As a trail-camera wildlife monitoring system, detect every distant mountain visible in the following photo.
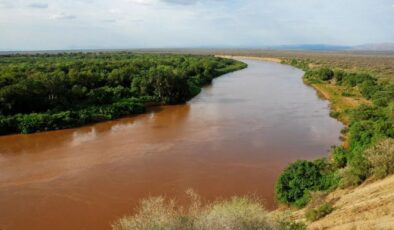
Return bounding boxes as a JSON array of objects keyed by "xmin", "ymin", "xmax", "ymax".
[
  {"xmin": 352, "ymin": 43, "xmax": 394, "ymax": 51},
  {"xmin": 268, "ymin": 43, "xmax": 394, "ymax": 51},
  {"xmin": 272, "ymin": 44, "xmax": 352, "ymax": 51}
]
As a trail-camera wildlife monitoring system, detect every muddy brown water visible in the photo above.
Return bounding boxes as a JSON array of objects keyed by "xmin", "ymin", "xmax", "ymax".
[{"xmin": 0, "ymin": 59, "xmax": 342, "ymax": 230}]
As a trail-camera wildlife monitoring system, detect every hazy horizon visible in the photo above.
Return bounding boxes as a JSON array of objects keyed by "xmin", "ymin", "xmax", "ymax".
[{"xmin": 1, "ymin": 0, "xmax": 393, "ymax": 51}]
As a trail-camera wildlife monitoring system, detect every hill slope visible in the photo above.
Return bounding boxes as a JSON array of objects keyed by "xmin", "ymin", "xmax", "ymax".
[{"xmin": 284, "ymin": 175, "xmax": 394, "ymax": 229}]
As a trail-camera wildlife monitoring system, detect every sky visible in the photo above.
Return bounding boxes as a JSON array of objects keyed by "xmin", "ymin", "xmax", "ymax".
[{"xmin": 0, "ymin": 0, "xmax": 393, "ymax": 51}]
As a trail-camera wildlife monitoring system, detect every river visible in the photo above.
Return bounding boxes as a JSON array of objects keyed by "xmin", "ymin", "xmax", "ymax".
[{"xmin": 0, "ymin": 59, "xmax": 343, "ymax": 230}]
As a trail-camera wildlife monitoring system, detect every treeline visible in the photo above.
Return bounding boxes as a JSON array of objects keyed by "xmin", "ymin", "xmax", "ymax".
[
  {"xmin": 275, "ymin": 59, "xmax": 393, "ymax": 208},
  {"xmin": 0, "ymin": 53, "xmax": 246, "ymax": 134}
]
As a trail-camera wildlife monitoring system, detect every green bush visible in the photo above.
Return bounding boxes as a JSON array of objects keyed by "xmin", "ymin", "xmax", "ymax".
[
  {"xmin": 333, "ymin": 70, "xmax": 345, "ymax": 84},
  {"xmin": 331, "ymin": 146, "xmax": 347, "ymax": 168},
  {"xmin": 329, "ymin": 111, "xmax": 340, "ymax": 119},
  {"xmin": 339, "ymin": 152, "xmax": 371, "ymax": 187},
  {"xmin": 305, "ymin": 203, "xmax": 333, "ymax": 222},
  {"xmin": 275, "ymin": 160, "xmax": 338, "ymax": 207},
  {"xmin": 318, "ymin": 68, "xmax": 334, "ymax": 81}
]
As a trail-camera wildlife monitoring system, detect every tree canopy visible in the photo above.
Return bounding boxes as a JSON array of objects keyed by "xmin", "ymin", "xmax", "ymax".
[{"xmin": 0, "ymin": 52, "xmax": 246, "ymax": 134}]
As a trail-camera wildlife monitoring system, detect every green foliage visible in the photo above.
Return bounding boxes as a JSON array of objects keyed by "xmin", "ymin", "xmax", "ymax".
[
  {"xmin": 0, "ymin": 98, "xmax": 146, "ymax": 134},
  {"xmin": 340, "ymin": 138, "xmax": 394, "ymax": 187},
  {"xmin": 329, "ymin": 111, "xmax": 340, "ymax": 118},
  {"xmin": 339, "ymin": 152, "xmax": 371, "ymax": 187},
  {"xmin": 333, "ymin": 70, "xmax": 346, "ymax": 84},
  {"xmin": 275, "ymin": 160, "xmax": 338, "ymax": 207},
  {"xmin": 286, "ymin": 58, "xmax": 394, "ymax": 190},
  {"xmin": 0, "ymin": 53, "xmax": 245, "ymax": 134},
  {"xmin": 305, "ymin": 203, "xmax": 333, "ymax": 222},
  {"xmin": 318, "ymin": 68, "xmax": 334, "ymax": 81},
  {"xmin": 303, "ymin": 68, "xmax": 334, "ymax": 82},
  {"xmin": 289, "ymin": 59, "xmax": 309, "ymax": 71},
  {"xmin": 331, "ymin": 146, "xmax": 347, "ymax": 168}
]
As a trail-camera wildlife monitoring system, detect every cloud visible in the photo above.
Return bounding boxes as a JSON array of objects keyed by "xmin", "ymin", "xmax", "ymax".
[
  {"xmin": 51, "ymin": 12, "xmax": 77, "ymax": 20},
  {"xmin": 159, "ymin": 0, "xmax": 225, "ymax": 5},
  {"xmin": 0, "ymin": 0, "xmax": 393, "ymax": 50},
  {"xmin": 161, "ymin": 0, "xmax": 198, "ymax": 5},
  {"xmin": 28, "ymin": 2, "xmax": 48, "ymax": 9},
  {"xmin": 102, "ymin": 19, "xmax": 117, "ymax": 23},
  {"xmin": 0, "ymin": 0, "xmax": 14, "ymax": 8}
]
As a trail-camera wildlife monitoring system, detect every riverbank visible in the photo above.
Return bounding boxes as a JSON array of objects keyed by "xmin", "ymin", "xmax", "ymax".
[
  {"xmin": 210, "ymin": 55, "xmax": 394, "ymax": 229},
  {"xmin": 274, "ymin": 56, "xmax": 393, "ymax": 228},
  {"xmin": 0, "ymin": 53, "xmax": 246, "ymax": 135}
]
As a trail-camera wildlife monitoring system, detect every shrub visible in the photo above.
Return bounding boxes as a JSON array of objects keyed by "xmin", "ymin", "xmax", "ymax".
[
  {"xmin": 0, "ymin": 115, "xmax": 17, "ymax": 134},
  {"xmin": 329, "ymin": 111, "xmax": 340, "ymax": 119},
  {"xmin": 112, "ymin": 194, "xmax": 277, "ymax": 230},
  {"xmin": 275, "ymin": 213, "xmax": 307, "ymax": 230},
  {"xmin": 276, "ymin": 159, "xmax": 339, "ymax": 207},
  {"xmin": 275, "ymin": 161, "xmax": 323, "ymax": 207},
  {"xmin": 340, "ymin": 138, "xmax": 394, "ymax": 188},
  {"xmin": 112, "ymin": 197, "xmax": 184, "ymax": 230},
  {"xmin": 348, "ymin": 120, "xmax": 378, "ymax": 154},
  {"xmin": 277, "ymin": 220, "xmax": 306, "ymax": 230},
  {"xmin": 305, "ymin": 203, "xmax": 333, "ymax": 222},
  {"xmin": 333, "ymin": 70, "xmax": 345, "ymax": 84},
  {"xmin": 339, "ymin": 152, "xmax": 371, "ymax": 187},
  {"xmin": 331, "ymin": 146, "xmax": 347, "ymax": 168},
  {"xmin": 16, "ymin": 113, "xmax": 50, "ymax": 133},
  {"xmin": 341, "ymin": 91, "xmax": 353, "ymax": 97},
  {"xmin": 364, "ymin": 139, "xmax": 394, "ymax": 179},
  {"xmin": 306, "ymin": 191, "xmax": 328, "ymax": 210},
  {"xmin": 318, "ymin": 68, "xmax": 334, "ymax": 81},
  {"xmin": 196, "ymin": 197, "xmax": 275, "ymax": 230}
]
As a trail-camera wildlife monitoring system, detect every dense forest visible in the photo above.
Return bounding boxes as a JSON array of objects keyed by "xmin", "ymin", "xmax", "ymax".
[
  {"xmin": 275, "ymin": 58, "xmax": 394, "ymax": 210},
  {"xmin": 0, "ymin": 53, "xmax": 246, "ymax": 134}
]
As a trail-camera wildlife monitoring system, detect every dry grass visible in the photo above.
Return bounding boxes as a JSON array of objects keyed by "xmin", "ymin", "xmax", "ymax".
[
  {"xmin": 275, "ymin": 174, "xmax": 394, "ymax": 229},
  {"xmin": 364, "ymin": 139, "xmax": 394, "ymax": 180},
  {"xmin": 112, "ymin": 191, "xmax": 278, "ymax": 230},
  {"xmin": 308, "ymin": 174, "xmax": 394, "ymax": 229},
  {"xmin": 307, "ymin": 82, "xmax": 370, "ymax": 125}
]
